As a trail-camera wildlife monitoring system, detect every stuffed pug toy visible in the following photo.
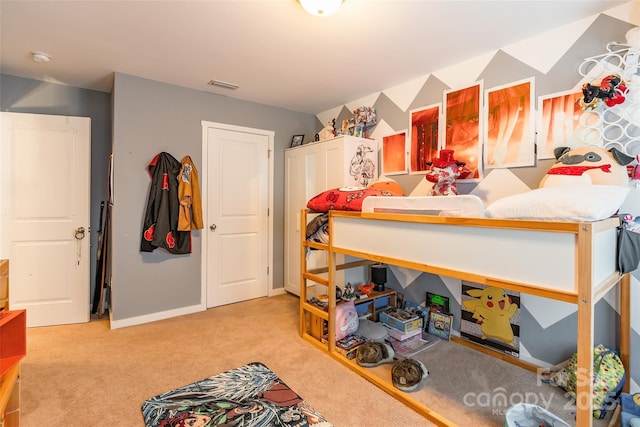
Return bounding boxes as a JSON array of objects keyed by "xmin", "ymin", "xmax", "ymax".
[{"xmin": 540, "ymin": 146, "xmax": 634, "ymax": 188}]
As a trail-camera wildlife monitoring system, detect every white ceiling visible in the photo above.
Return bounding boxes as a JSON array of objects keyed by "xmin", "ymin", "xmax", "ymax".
[{"xmin": 0, "ymin": 0, "xmax": 633, "ymax": 114}]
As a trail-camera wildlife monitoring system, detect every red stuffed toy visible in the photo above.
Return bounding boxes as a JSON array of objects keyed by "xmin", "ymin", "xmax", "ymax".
[{"xmin": 425, "ymin": 149, "xmax": 471, "ymax": 196}]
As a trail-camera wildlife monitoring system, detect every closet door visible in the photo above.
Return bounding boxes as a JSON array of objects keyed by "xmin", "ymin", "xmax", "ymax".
[
  {"xmin": 1, "ymin": 112, "xmax": 91, "ymax": 327},
  {"xmin": 203, "ymin": 124, "xmax": 271, "ymax": 308}
]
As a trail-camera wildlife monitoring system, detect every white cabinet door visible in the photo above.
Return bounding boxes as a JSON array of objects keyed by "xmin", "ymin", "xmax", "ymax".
[
  {"xmin": 284, "ymin": 147, "xmax": 304, "ymax": 295},
  {"xmin": 284, "ymin": 136, "xmax": 378, "ymax": 296}
]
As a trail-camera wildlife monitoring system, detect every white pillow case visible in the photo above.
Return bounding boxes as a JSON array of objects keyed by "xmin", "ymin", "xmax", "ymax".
[{"xmin": 485, "ymin": 185, "xmax": 630, "ymax": 222}]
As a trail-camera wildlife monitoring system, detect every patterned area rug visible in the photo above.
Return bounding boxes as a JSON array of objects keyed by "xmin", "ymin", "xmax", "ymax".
[{"xmin": 141, "ymin": 362, "xmax": 332, "ymax": 426}]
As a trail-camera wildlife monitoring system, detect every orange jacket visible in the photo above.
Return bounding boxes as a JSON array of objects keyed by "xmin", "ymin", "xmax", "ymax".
[{"xmin": 177, "ymin": 156, "xmax": 204, "ymax": 230}]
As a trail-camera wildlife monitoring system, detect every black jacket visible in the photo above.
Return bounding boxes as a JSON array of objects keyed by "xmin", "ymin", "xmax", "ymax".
[{"xmin": 140, "ymin": 152, "xmax": 191, "ymax": 254}]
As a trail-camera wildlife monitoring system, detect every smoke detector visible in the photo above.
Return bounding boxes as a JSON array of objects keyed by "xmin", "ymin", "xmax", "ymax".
[{"xmin": 31, "ymin": 51, "xmax": 52, "ymax": 63}]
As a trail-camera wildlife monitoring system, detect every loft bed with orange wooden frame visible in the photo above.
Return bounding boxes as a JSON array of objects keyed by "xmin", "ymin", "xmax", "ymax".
[{"xmin": 298, "ymin": 196, "xmax": 632, "ymax": 427}]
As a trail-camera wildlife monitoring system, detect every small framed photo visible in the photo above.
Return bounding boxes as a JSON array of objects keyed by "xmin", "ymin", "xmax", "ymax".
[
  {"xmin": 291, "ymin": 135, "xmax": 304, "ymax": 147},
  {"xmin": 426, "ymin": 292, "xmax": 450, "ymax": 314},
  {"xmin": 427, "ymin": 311, "xmax": 453, "ymax": 341}
]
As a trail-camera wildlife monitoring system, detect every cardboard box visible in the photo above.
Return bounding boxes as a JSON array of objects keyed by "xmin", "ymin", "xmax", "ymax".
[
  {"xmin": 379, "ymin": 308, "xmax": 422, "ymax": 333},
  {"xmin": 383, "ymin": 324, "xmax": 422, "ymax": 341}
]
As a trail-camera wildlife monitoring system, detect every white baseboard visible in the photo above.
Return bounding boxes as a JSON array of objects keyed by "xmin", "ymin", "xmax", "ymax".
[
  {"xmin": 109, "ymin": 290, "xmax": 289, "ymax": 329},
  {"xmin": 109, "ymin": 303, "xmax": 205, "ymax": 329},
  {"xmin": 270, "ymin": 287, "xmax": 287, "ymax": 296}
]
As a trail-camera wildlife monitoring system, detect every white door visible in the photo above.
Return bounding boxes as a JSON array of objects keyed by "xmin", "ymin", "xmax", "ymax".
[
  {"xmin": 0, "ymin": 112, "xmax": 90, "ymax": 327},
  {"xmin": 202, "ymin": 123, "xmax": 272, "ymax": 307}
]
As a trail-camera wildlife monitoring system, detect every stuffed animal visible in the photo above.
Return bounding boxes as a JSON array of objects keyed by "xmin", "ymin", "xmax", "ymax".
[
  {"xmin": 540, "ymin": 146, "xmax": 634, "ymax": 188},
  {"xmin": 425, "ymin": 149, "xmax": 471, "ymax": 196},
  {"xmin": 335, "ymin": 300, "xmax": 358, "ymax": 340},
  {"xmin": 621, "ymin": 392, "xmax": 640, "ymax": 427},
  {"xmin": 318, "ymin": 118, "xmax": 336, "ymax": 140},
  {"xmin": 581, "ymin": 74, "xmax": 628, "ymax": 110}
]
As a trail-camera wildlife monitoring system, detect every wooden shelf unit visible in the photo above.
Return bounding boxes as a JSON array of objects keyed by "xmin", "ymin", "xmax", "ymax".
[
  {"xmin": 0, "ymin": 260, "xmax": 8, "ymax": 312},
  {"xmin": 298, "ymin": 209, "xmax": 631, "ymax": 427},
  {"xmin": 299, "ymin": 209, "xmax": 384, "ymax": 351}
]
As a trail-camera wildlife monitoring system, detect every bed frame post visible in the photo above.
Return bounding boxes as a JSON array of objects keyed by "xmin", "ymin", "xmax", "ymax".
[
  {"xmin": 621, "ymin": 272, "xmax": 631, "ymax": 394},
  {"xmin": 327, "ymin": 213, "xmax": 336, "ymax": 354},
  {"xmin": 576, "ymin": 223, "xmax": 595, "ymax": 427},
  {"xmin": 299, "ymin": 209, "xmax": 307, "ymax": 338}
]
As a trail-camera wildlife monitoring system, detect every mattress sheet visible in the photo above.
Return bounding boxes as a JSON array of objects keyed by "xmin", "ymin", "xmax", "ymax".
[{"xmin": 361, "ymin": 195, "xmax": 485, "ymax": 217}]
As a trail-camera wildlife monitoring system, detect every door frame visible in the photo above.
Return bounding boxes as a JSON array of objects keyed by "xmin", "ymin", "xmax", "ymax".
[{"xmin": 200, "ymin": 121, "xmax": 274, "ymax": 307}]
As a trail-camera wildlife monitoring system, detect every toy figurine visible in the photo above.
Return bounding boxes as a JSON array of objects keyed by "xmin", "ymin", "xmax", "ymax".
[
  {"xmin": 581, "ymin": 74, "xmax": 628, "ymax": 110},
  {"xmin": 424, "ymin": 149, "xmax": 470, "ymax": 196},
  {"xmin": 318, "ymin": 118, "xmax": 336, "ymax": 140},
  {"xmin": 358, "ymin": 283, "xmax": 374, "ymax": 297},
  {"xmin": 342, "ymin": 283, "xmax": 356, "ymax": 301}
]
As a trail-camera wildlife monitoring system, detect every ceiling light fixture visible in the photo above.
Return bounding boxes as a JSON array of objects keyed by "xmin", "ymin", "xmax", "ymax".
[
  {"xmin": 31, "ymin": 51, "xmax": 52, "ymax": 63},
  {"xmin": 207, "ymin": 79, "xmax": 239, "ymax": 90},
  {"xmin": 298, "ymin": 0, "xmax": 344, "ymax": 17}
]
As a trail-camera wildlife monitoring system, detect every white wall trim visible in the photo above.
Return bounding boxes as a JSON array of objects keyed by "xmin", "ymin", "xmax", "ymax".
[
  {"xmin": 109, "ymin": 304, "xmax": 203, "ymax": 329},
  {"xmin": 270, "ymin": 287, "xmax": 286, "ymax": 297}
]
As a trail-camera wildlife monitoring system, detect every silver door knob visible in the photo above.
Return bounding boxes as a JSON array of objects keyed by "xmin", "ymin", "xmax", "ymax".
[{"xmin": 210, "ymin": 224, "xmax": 217, "ymax": 231}]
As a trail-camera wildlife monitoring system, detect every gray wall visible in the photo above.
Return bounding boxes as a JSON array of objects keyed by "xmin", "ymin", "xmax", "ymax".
[
  {"xmin": 111, "ymin": 73, "xmax": 316, "ymax": 321},
  {"xmin": 1, "ymin": 72, "xmax": 316, "ymax": 323},
  {"xmin": 0, "ymin": 74, "xmax": 112, "ymax": 305}
]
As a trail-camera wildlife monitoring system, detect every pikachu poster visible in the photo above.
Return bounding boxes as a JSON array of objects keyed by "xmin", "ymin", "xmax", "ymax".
[{"xmin": 460, "ymin": 281, "xmax": 520, "ymax": 358}]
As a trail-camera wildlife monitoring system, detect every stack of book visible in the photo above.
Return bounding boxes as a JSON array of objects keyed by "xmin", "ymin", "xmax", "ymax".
[{"xmin": 379, "ymin": 308, "xmax": 436, "ymax": 358}]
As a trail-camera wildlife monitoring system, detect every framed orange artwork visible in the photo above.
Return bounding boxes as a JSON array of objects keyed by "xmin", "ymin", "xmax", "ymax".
[
  {"xmin": 409, "ymin": 103, "xmax": 441, "ymax": 174},
  {"xmin": 381, "ymin": 130, "xmax": 408, "ymax": 175},
  {"xmin": 484, "ymin": 78, "xmax": 535, "ymax": 168},
  {"xmin": 444, "ymin": 82, "xmax": 483, "ymax": 181},
  {"xmin": 537, "ymin": 89, "xmax": 584, "ymax": 159}
]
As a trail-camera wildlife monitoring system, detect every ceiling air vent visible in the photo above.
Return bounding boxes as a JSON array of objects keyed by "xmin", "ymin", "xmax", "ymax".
[{"xmin": 207, "ymin": 79, "xmax": 239, "ymax": 90}]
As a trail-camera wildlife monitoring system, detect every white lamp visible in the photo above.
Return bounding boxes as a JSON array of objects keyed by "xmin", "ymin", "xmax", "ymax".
[{"xmin": 299, "ymin": 0, "xmax": 343, "ymax": 17}]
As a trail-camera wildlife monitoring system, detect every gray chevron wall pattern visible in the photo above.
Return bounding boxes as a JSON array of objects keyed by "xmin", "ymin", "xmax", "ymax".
[{"xmin": 313, "ymin": 3, "xmax": 640, "ymax": 392}]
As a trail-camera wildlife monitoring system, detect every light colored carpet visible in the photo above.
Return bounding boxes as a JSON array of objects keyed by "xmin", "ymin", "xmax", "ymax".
[
  {"xmin": 19, "ymin": 293, "xmax": 611, "ymax": 426},
  {"xmin": 19, "ymin": 293, "xmax": 433, "ymax": 426}
]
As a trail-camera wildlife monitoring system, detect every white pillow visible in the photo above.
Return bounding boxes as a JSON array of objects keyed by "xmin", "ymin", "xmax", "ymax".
[{"xmin": 485, "ymin": 185, "xmax": 630, "ymax": 222}]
